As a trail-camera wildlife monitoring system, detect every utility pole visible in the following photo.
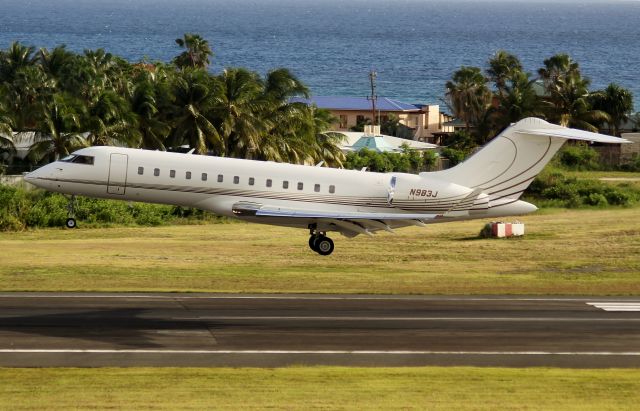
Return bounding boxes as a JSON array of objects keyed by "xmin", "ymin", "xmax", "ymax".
[{"xmin": 367, "ymin": 70, "xmax": 378, "ymax": 126}]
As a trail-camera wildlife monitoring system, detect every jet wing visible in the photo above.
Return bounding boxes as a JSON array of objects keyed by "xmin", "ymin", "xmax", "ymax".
[{"xmin": 231, "ymin": 201, "xmax": 441, "ymax": 236}]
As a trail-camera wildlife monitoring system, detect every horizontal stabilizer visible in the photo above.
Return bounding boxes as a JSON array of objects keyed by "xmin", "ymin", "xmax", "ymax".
[{"xmin": 514, "ymin": 128, "xmax": 630, "ymax": 144}]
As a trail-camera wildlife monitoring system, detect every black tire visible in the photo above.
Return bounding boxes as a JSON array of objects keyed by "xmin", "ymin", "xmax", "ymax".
[
  {"xmin": 315, "ymin": 237, "xmax": 334, "ymax": 256},
  {"xmin": 308, "ymin": 236, "xmax": 319, "ymax": 252},
  {"xmin": 65, "ymin": 218, "xmax": 77, "ymax": 229}
]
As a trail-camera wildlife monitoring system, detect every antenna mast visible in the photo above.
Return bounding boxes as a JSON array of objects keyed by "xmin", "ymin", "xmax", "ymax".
[{"xmin": 367, "ymin": 70, "xmax": 378, "ymax": 126}]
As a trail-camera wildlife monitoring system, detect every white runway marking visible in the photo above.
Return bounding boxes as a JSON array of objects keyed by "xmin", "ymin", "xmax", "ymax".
[
  {"xmin": 1, "ymin": 349, "xmax": 640, "ymax": 356},
  {"xmin": 588, "ymin": 303, "xmax": 640, "ymax": 312}
]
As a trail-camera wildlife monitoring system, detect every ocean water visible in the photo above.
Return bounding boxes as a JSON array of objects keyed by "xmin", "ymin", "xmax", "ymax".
[{"xmin": 1, "ymin": 0, "xmax": 639, "ymax": 109}]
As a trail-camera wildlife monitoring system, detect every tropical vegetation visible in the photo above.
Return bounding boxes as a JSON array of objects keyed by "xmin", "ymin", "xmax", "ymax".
[
  {"xmin": 343, "ymin": 146, "xmax": 438, "ymax": 173},
  {"xmin": 444, "ymin": 50, "xmax": 634, "ymax": 147},
  {"xmin": 0, "ymin": 35, "xmax": 344, "ymax": 173},
  {"xmin": 0, "ymin": 183, "xmax": 221, "ymax": 231}
]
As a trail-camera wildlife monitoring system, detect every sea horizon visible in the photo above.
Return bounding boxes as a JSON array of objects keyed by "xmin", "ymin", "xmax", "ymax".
[{"xmin": 1, "ymin": 0, "xmax": 639, "ymax": 109}]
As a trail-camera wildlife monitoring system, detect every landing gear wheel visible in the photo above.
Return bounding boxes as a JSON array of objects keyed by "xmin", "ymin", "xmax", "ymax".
[
  {"xmin": 315, "ymin": 236, "xmax": 334, "ymax": 256},
  {"xmin": 309, "ymin": 236, "xmax": 320, "ymax": 252},
  {"xmin": 307, "ymin": 224, "xmax": 334, "ymax": 255},
  {"xmin": 65, "ymin": 195, "xmax": 78, "ymax": 229},
  {"xmin": 65, "ymin": 218, "xmax": 77, "ymax": 229}
]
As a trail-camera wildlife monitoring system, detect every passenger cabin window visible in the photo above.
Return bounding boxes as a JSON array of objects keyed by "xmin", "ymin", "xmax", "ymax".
[
  {"xmin": 266, "ymin": 179, "xmax": 272, "ymax": 187},
  {"xmin": 154, "ymin": 168, "xmax": 160, "ymax": 177},
  {"xmin": 233, "ymin": 176, "xmax": 240, "ymax": 184},
  {"xmin": 217, "ymin": 174, "xmax": 223, "ymax": 183},
  {"xmin": 60, "ymin": 155, "xmax": 94, "ymax": 165},
  {"xmin": 248, "ymin": 177, "xmax": 255, "ymax": 186},
  {"xmin": 329, "ymin": 185, "xmax": 335, "ymax": 194},
  {"xmin": 297, "ymin": 182, "xmax": 303, "ymax": 190},
  {"xmin": 170, "ymin": 170, "xmax": 176, "ymax": 178},
  {"xmin": 283, "ymin": 181, "xmax": 289, "ymax": 189},
  {"xmin": 201, "ymin": 173, "xmax": 208, "ymax": 181},
  {"xmin": 314, "ymin": 184, "xmax": 320, "ymax": 192},
  {"xmin": 138, "ymin": 166, "xmax": 144, "ymax": 175},
  {"xmin": 185, "ymin": 171, "xmax": 191, "ymax": 179}
]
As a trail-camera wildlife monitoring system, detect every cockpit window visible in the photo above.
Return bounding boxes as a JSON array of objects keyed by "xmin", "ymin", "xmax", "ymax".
[{"xmin": 60, "ymin": 155, "xmax": 94, "ymax": 165}]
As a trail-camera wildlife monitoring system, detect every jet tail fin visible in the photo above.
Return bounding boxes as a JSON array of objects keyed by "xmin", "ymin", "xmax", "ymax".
[{"xmin": 425, "ymin": 118, "xmax": 629, "ymax": 202}]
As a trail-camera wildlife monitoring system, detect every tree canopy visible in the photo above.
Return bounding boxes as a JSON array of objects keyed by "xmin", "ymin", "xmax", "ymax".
[
  {"xmin": 444, "ymin": 50, "xmax": 633, "ymax": 144},
  {"xmin": 0, "ymin": 36, "xmax": 342, "ymax": 168}
]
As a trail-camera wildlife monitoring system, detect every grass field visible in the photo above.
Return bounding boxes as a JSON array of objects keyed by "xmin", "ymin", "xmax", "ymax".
[
  {"xmin": 0, "ymin": 207, "xmax": 639, "ymax": 294},
  {"xmin": 1, "ymin": 367, "xmax": 639, "ymax": 410}
]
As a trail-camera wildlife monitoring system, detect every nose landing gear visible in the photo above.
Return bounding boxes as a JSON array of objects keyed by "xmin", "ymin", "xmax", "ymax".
[
  {"xmin": 308, "ymin": 225, "xmax": 334, "ymax": 256},
  {"xmin": 65, "ymin": 195, "xmax": 77, "ymax": 229}
]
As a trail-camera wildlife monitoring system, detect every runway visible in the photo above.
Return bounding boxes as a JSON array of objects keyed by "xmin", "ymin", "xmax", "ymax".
[{"xmin": 1, "ymin": 293, "xmax": 640, "ymax": 367}]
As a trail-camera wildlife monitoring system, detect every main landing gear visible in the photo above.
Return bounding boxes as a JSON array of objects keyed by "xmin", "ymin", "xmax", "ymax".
[
  {"xmin": 308, "ymin": 225, "xmax": 334, "ymax": 256},
  {"xmin": 65, "ymin": 195, "xmax": 77, "ymax": 229}
]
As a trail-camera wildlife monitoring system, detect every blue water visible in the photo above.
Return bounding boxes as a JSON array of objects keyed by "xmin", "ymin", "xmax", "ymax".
[{"xmin": 1, "ymin": 0, "xmax": 639, "ymax": 109}]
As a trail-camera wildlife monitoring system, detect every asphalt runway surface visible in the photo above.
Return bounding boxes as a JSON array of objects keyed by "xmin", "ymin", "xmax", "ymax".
[{"xmin": 1, "ymin": 293, "xmax": 640, "ymax": 367}]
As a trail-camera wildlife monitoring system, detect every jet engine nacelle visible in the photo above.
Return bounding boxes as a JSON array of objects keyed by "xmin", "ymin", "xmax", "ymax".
[{"xmin": 387, "ymin": 173, "xmax": 472, "ymax": 207}]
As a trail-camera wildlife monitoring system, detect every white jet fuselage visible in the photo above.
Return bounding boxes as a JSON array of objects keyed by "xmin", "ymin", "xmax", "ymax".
[{"xmin": 25, "ymin": 145, "xmax": 533, "ymax": 231}]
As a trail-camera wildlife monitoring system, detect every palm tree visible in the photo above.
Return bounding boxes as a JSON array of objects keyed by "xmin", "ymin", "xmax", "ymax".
[
  {"xmin": 84, "ymin": 48, "xmax": 115, "ymax": 72},
  {"xmin": 130, "ymin": 76, "xmax": 171, "ymax": 150},
  {"xmin": 538, "ymin": 54, "xmax": 610, "ymax": 131},
  {"xmin": 255, "ymin": 69, "xmax": 316, "ymax": 162},
  {"xmin": 4, "ymin": 65, "xmax": 57, "ymax": 130},
  {"xmin": 308, "ymin": 108, "xmax": 345, "ymax": 167},
  {"xmin": 168, "ymin": 69, "xmax": 222, "ymax": 154},
  {"xmin": 0, "ymin": 100, "xmax": 15, "ymax": 155},
  {"xmin": 445, "ymin": 66, "xmax": 492, "ymax": 131},
  {"xmin": 495, "ymin": 71, "xmax": 544, "ymax": 127},
  {"xmin": 27, "ymin": 93, "xmax": 87, "ymax": 162},
  {"xmin": 263, "ymin": 68, "xmax": 309, "ymax": 101},
  {"xmin": 0, "ymin": 42, "xmax": 36, "ymax": 83},
  {"xmin": 589, "ymin": 83, "xmax": 634, "ymax": 136},
  {"xmin": 83, "ymin": 90, "xmax": 140, "ymax": 147},
  {"xmin": 37, "ymin": 45, "xmax": 75, "ymax": 81},
  {"xmin": 211, "ymin": 68, "xmax": 266, "ymax": 158},
  {"xmin": 173, "ymin": 34, "xmax": 213, "ymax": 70},
  {"xmin": 487, "ymin": 50, "xmax": 523, "ymax": 97},
  {"xmin": 538, "ymin": 54, "xmax": 581, "ymax": 91}
]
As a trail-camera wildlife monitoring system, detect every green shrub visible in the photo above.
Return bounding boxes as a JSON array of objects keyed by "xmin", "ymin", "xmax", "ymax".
[
  {"xmin": 604, "ymin": 188, "xmax": 631, "ymax": 205},
  {"xmin": 343, "ymin": 148, "xmax": 438, "ymax": 173},
  {"xmin": 526, "ymin": 170, "xmax": 639, "ymax": 208},
  {"xmin": 0, "ymin": 185, "xmax": 28, "ymax": 230},
  {"xmin": 557, "ymin": 144, "xmax": 600, "ymax": 170},
  {"xmin": 0, "ymin": 184, "xmax": 223, "ymax": 231},
  {"xmin": 440, "ymin": 148, "xmax": 467, "ymax": 167},
  {"xmin": 585, "ymin": 193, "xmax": 608, "ymax": 207},
  {"xmin": 422, "ymin": 150, "xmax": 438, "ymax": 170},
  {"xmin": 620, "ymin": 155, "xmax": 640, "ymax": 172}
]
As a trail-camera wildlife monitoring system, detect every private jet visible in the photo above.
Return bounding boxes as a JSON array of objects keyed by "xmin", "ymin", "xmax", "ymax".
[{"xmin": 25, "ymin": 118, "xmax": 628, "ymax": 255}]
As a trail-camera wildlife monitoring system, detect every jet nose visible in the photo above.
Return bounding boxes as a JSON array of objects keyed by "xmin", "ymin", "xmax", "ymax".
[
  {"xmin": 23, "ymin": 167, "xmax": 48, "ymax": 188},
  {"xmin": 24, "ymin": 170, "xmax": 36, "ymax": 181}
]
